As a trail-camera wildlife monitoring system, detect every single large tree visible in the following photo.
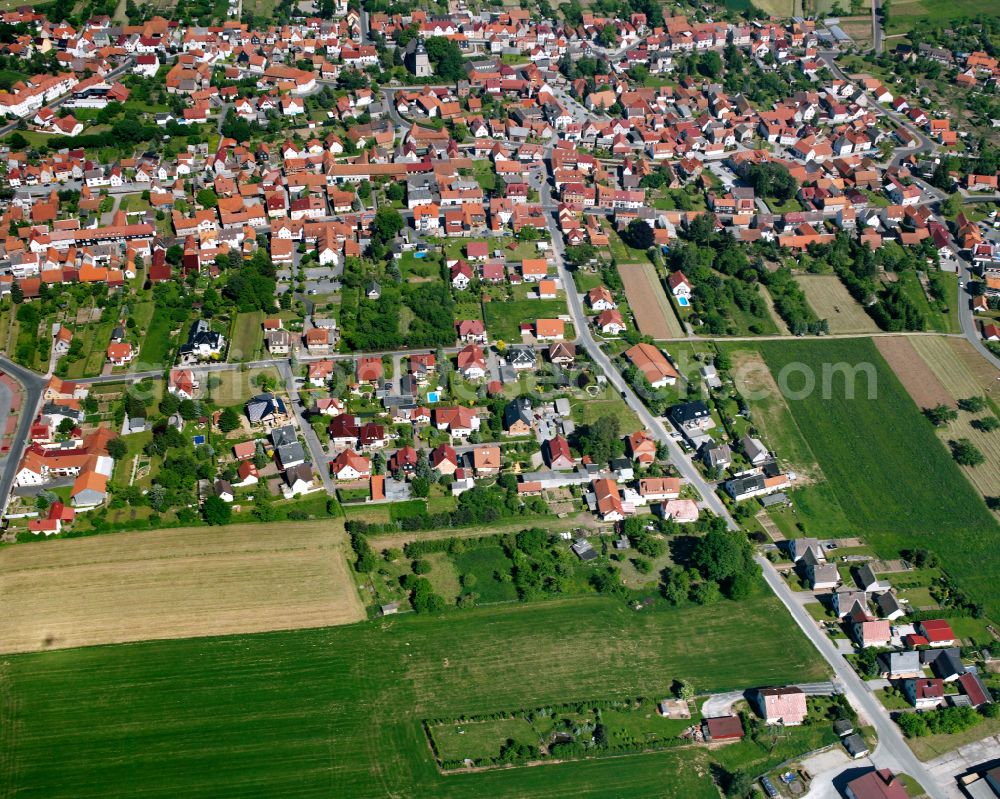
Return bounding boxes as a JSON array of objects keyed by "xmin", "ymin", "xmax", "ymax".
[
  {"xmin": 202, "ymin": 496, "xmax": 232, "ymax": 525},
  {"xmin": 623, "ymin": 219, "xmax": 654, "ymax": 250},
  {"xmin": 425, "ymin": 37, "xmax": 465, "ymax": 82}
]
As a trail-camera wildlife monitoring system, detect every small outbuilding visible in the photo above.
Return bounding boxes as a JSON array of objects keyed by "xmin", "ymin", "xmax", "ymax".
[{"xmin": 702, "ymin": 715, "xmax": 744, "ymax": 742}]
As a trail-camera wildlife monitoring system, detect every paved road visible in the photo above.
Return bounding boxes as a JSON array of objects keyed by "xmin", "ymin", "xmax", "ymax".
[
  {"xmin": 276, "ymin": 360, "xmax": 335, "ymax": 493},
  {"xmin": 536, "ymin": 125, "xmax": 948, "ymax": 794},
  {"xmin": 538, "ymin": 152, "xmax": 739, "ymax": 530},
  {"xmin": 758, "ymin": 556, "xmax": 945, "ymax": 799},
  {"xmin": 819, "ymin": 51, "xmax": 934, "ymax": 169},
  {"xmin": 701, "ymin": 690, "xmax": 746, "ymax": 718},
  {"xmin": 954, "ymin": 255, "xmax": 1000, "ymax": 371},
  {"xmin": 0, "ymin": 356, "xmax": 47, "ymax": 517},
  {"xmin": 872, "ymin": 0, "xmax": 884, "ymax": 55}
]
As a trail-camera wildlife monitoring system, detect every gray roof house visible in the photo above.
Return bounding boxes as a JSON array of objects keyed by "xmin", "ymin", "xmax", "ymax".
[
  {"xmin": 246, "ymin": 393, "xmax": 287, "ymax": 424},
  {"xmin": 924, "ymin": 648, "xmax": 965, "ymax": 682},
  {"xmin": 833, "ymin": 588, "xmax": 867, "ymax": 618},
  {"xmin": 842, "ymin": 733, "xmax": 869, "ymax": 759},
  {"xmin": 506, "ymin": 345, "xmax": 536, "ymax": 370},
  {"xmin": 724, "ymin": 474, "xmax": 767, "ymax": 501},
  {"xmin": 214, "ymin": 479, "xmax": 234, "ymax": 502},
  {"xmin": 855, "ymin": 563, "xmax": 885, "ymax": 592},
  {"xmin": 879, "ymin": 651, "xmax": 922, "ymax": 679},
  {"xmin": 808, "ymin": 562, "xmax": 840, "ymax": 590},
  {"xmin": 875, "ymin": 591, "xmax": 905, "ymax": 621},
  {"xmin": 572, "ymin": 538, "xmax": 598, "ymax": 561},
  {"xmin": 277, "ymin": 441, "xmax": 306, "ymax": 470},
  {"xmin": 283, "ymin": 463, "xmax": 314, "ymax": 497},
  {"xmin": 271, "ymin": 425, "xmax": 298, "ymax": 448},
  {"xmin": 741, "ymin": 435, "xmax": 770, "ymax": 465},
  {"xmin": 789, "ymin": 537, "xmax": 824, "ymax": 562},
  {"xmin": 701, "ymin": 442, "xmax": 732, "ymax": 470}
]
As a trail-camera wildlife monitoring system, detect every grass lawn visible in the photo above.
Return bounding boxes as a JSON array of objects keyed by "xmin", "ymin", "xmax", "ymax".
[
  {"xmin": 572, "ymin": 269, "xmax": 604, "ymax": 293},
  {"xmin": 768, "ymin": 482, "xmax": 859, "ymax": 540},
  {"xmin": 471, "ymin": 160, "xmax": 496, "ymax": 193},
  {"xmin": 884, "ymin": 0, "xmax": 1000, "ymax": 34},
  {"xmin": 571, "ymin": 397, "xmax": 641, "ymax": 431},
  {"xmin": 0, "ymin": 592, "xmax": 826, "ymax": 798},
  {"xmin": 727, "ymin": 284, "xmax": 780, "ymax": 336},
  {"xmin": 400, "ymin": 251, "xmax": 444, "ymax": 283},
  {"xmin": 484, "ymin": 298, "xmax": 567, "ymax": 341},
  {"xmin": 109, "ymin": 431, "xmax": 153, "ymax": 491},
  {"xmin": 210, "ymin": 367, "xmax": 281, "ymax": 406},
  {"xmin": 121, "ymin": 194, "xmax": 151, "ymax": 213},
  {"xmin": 725, "ymin": 346, "xmax": 824, "ymax": 480},
  {"xmin": 66, "ymin": 316, "xmax": 117, "ymax": 379},
  {"xmin": 130, "ymin": 300, "xmax": 155, "ymax": 331},
  {"xmin": 451, "ymin": 545, "xmax": 520, "ymax": 604},
  {"xmin": 229, "ymin": 310, "xmax": 265, "ymax": 362},
  {"xmin": 758, "ymin": 338, "xmax": 1000, "ymax": 619},
  {"xmin": 430, "ymin": 717, "xmax": 538, "ymax": 761},
  {"xmin": 893, "ymin": 271, "xmax": 958, "ymax": 334},
  {"xmin": 138, "ymin": 304, "xmax": 176, "ymax": 370},
  {"xmin": 804, "ymin": 602, "xmax": 835, "ymax": 621},
  {"xmin": 765, "ymin": 197, "xmax": 802, "ymax": 214},
  {"xmin": 908, "ymin": 716, "xmax": 1000, "ymax": 761},
  {"xmin": 605, "ymin": 224, "xmax": 651, "ymax": 264}
]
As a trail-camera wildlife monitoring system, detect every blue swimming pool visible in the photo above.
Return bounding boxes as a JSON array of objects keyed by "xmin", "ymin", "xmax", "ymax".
[
  {"xmin": 414, "ymin": 251, "xmax": 427, "ymax": 259},
  {"xmin": 193, "ymin": 435, "xmax": 206, "ymax": 446},
  {"xmin": 427, "ymin": 391, "xmax": 440, "ymax": 403},
  {"xmin": 677, "ymin": 296, "xmax": 690, "ymax": 307}
]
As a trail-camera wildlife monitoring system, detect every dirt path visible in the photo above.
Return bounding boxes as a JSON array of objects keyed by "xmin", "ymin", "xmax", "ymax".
[
  {"xmin": 756, "ymin": 510, "xmax": 785, "ymax": 543},
  {"xmin": 759, "ymin": 286, "xmax": 791, "ymax": 336}
]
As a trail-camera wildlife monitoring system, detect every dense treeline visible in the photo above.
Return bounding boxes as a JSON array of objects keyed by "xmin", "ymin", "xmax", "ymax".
[
  {"xmin": 806, "ymin": 234, "xmax": 930, "ymax": 331},
  {"xmin": 346, "ymin": 479, "xmax": 548, "ymax": 536},
  {"xmin": 668, "ymin": 215, "xmax": 822, "ymax": 335}
]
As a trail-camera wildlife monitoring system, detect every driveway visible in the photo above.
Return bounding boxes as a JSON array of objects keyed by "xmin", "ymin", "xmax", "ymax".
[
  {"xmin": 925, "ymin": 733, "xmax": 1000, "ymax": 799},
  {"xmin": 701, "ymin": 690, "xmax": 746, "ymax": 718}
]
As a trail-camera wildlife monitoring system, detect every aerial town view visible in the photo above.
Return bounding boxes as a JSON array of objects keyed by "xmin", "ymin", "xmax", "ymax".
[{"xmin": 1, "ymin": 0, "xmax": 1000, "ymax": 795}]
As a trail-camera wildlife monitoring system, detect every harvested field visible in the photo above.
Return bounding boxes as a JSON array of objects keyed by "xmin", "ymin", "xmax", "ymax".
[
  {"xmin": 909, "ymin": 337, "xmax": 1000, "ymax": 499},
  {"xmin": 0, "ymin": 520, "xmax": 364, "ymax": 654},
  {"xmin": 912, "ymin": 337, "xmax": 1000, "ymax": 398},
  {"xmin": 796, "ymin": 275, "xmax": 879, "ymax": 334},
  {"xmin": 875, "ymin": 337, "xmax": 952, "ymax": 410},
  {"xmin": 619, "ymin": 263, "xmax": 683, "ymax": 339},
  {"xmin": 838, "ymin": 16, "xmax": 875, "ymax": 46}
]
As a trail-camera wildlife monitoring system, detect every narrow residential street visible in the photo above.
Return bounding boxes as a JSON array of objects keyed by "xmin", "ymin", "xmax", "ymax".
[
  {"xmin": 539, "ymin": 153, "xmax": 740, "ymax": 530},
  {"xmin": 0, "ymin": 356, "xmax": 46, "ymax": 517},
  {"xmin": 758, "ymin": 557, "xmax": 946, "ymax": 799},
  {"xmin": 277, "ymin": 359, "xmax": 335, "ymax": 493}
]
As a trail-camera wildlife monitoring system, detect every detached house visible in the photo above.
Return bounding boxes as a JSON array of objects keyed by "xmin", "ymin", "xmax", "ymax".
[
  {"xmin": 755, "ymin": 687, "xmax": 807, "ymax": 726},
  {"xmin": 331, "ymin": 449, "xmax": 371, "ymax": 481}
]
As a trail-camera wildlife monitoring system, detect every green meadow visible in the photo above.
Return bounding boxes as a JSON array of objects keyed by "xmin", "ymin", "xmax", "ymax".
[{"xmin": 0, "ymin": 594, "xmax": 826, "ymax": 798}]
